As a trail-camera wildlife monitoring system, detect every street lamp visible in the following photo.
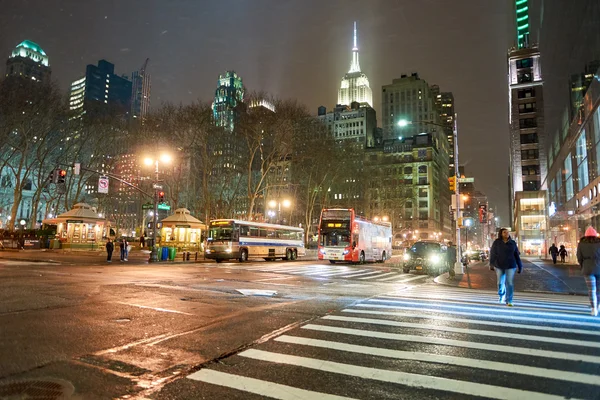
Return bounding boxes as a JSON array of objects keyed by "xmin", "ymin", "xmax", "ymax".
[
  {"xmin": 398, "ymin": 116, "xmax": 463, "ymax": 274},
  {"xmin": 267, "ymin": 199, "xmax": 291, "ymax": 224},
  {"xmin": 144, "ymin": 153, "xmax": 172, "ymax": 262},
  {"xmin": 464, "ymin": 218, "xmax": 473, "ymax": 251}
]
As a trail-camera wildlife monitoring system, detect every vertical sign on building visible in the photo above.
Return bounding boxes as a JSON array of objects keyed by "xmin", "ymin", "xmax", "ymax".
[
  {"xmin": 478, "ymin": 204, "xmax": 488, "ymax": 223},
  {"xmin": 98, "ymin": 176, "xmax": 109, "ymax": 194}
]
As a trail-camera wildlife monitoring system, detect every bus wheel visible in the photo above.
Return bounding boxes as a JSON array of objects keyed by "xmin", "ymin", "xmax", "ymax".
[
  {"xmin": 359, "ymin": 251, "xmax": 365, "ymax": 264},
  {"xmin": 239, "ymin": 249, "xmax": 248, "ymax": 262},
  {"xmin": 286, "ymin": 248, "xmax": 293, "ymax": 261},
  {"xmin": 378, "ymin": 251, "xmax": 386, "ymax": 263},
  {"xmin": 291, "ymin": 249, "xmax": 298, "ymax": 260}
]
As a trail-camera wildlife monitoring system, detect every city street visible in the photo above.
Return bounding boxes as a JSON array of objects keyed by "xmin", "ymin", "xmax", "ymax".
[{"xmin": 1, "ymin": 256, "xmax": 599, "ymax": 399}]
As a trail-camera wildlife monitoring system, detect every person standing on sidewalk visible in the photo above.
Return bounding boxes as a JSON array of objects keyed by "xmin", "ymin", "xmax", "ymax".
[
  {"xmin": 576, "ymin": 226, "xmax": 600, "ymax": 316},
  {"xmin": 489, "ymin": 228, "xmax": 523, "ymax": 307},
  {"xmin": 105, "ymin": 239, "xmax": 114, "ymax": 263},
  {"xmin": 119, "ymin": 238, "xmax": 128, "ymax": 262},
  {"xmin": 559, "ymin": 245, "xmax": 568, "ymax": 263},
  {"xmin": 549, "ymin": 243, "xmax": 559, "ymax": 264}
]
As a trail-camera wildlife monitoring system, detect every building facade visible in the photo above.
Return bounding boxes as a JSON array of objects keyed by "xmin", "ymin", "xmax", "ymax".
[
  {"xmin": 131, "ymin": 59, "xmax": 151, "ymax": 124},
  {"xmin": 507, "ymin": 0, "xmax": 547, "ymax": 255},
  {"xmin": 338, "ymin": 22, "xmax": 373, "ymax": 107},
  {"xmin": 432, "ymin": 87, "xmax": 456, "ymax": 175},
  {"xmin": 69, "ymin": 60, "xmax": 133, "ymax": 120},
  {"xmin": 317, "ymin": 102, "xmax": 378, "ymax": 148},
  {"xmin": 5, "ymin": 40, "xmax": 51, "ymax": 83},
  {"xmin": 212, "ymin": 70, "xmax": 244, "ymax": 131}
]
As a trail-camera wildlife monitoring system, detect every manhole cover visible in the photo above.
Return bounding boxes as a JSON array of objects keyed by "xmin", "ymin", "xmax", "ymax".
[{"xmin": 0, "ymin": 378, "xmax": 74, "ymax": 399}]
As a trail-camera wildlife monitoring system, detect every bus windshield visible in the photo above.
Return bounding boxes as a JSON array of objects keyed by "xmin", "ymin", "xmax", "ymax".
[
  {"xmin": 208, "ymin": 225, "xmax": 234, "ymax": 241},
  {"xmin": 320, "ymin": 229, "xmax": 351, "ymax": 247}
]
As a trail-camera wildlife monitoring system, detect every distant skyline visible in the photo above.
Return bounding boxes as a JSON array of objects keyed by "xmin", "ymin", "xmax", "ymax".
[{"xmin": 2, "ymin": 0, "xmax": 596, "ymax": 224}]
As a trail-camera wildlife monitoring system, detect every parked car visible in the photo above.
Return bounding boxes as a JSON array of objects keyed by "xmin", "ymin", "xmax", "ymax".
[{"xmin": 402, "ymin": 240, "xmax": 449, "ymax": 275}]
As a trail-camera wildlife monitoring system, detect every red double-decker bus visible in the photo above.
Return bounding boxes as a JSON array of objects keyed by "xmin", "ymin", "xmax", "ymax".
[{"xmin": 317, "ymin": 208, "xmax": 392, "ymax": 264}]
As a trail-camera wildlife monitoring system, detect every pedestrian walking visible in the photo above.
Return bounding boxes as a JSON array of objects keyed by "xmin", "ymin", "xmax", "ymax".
[
  {"xmin": 119, "ymin": 238, "xmax": 128, "ymax": 262},
  {"xmin": 559, "ymin": 245, "xmax": 568, "ymax": 263},
  {"xmin": 105, "ymin": 239, "xmax": 114, "ymax": 262},
  {"xmin": 549, "ymin": 243, "xmax": 559, "ymax": 264},
  {"xmin": 489, "ymin": 228, "xmax": 523, "ymax": 307},
  {"xmin": 140, "ymin": 235, "xmax": 146, "ymax": 248},
  {"xmin": 576, "ymin": 226, "xmax": 600, "ymax": 316}
]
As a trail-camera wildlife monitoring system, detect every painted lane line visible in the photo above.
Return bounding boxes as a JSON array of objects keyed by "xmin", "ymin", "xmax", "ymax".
[
  {"xmin": 304, "ymin": 268, "xmax": 351, "ymax": 276},
  {"xmin": 319, "ymin": 269, "xmax": 369, "ymax": 277},
  {"xmin": 341, "ymin": 308, "xmax": 600, "ymax": 337},
  {"xmin": 338, "ymin": 270, "xmax": 382, "ymax": 278},
  {"xmin": 188, "ymin": 369, "xmax": 356, "ymax": 400},
  {"xmin": 380, "ymin": 274, "xmax": 427, "ymax": 283},
  {"xmin": 116, "ymin": 302, "xmax": 193, "ymax": 316},
  {"xmin": 401, "ymin": 289, "xmax": 589, "ymax": 305},
  {"xmin": 322, "ymin": 315, "xmax": 600, "ymax": 349},
  {"xmin": 367, "ymin": 298, "xmax": 597, "ymax": 320},
  {"xmin": 239, "ymin": 349, "xmax": 581, "ymax": 400},
  {"xmin": 275, "ymin": 335, "xmax": 600, "ymax": 386},
  {"xmin": 302, "ymin": 324, "xmax": 600, "ymax": 364},
  {"xmin": 355, "ymin": 303, "xmax": 600, "ymax": 329},
  {"xmin": 358, "ymin": 272, "xmax": 397, "ymax": 280}
]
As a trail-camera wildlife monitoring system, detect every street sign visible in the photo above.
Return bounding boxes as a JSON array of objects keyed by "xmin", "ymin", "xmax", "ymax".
[
  {"xmin": 98, "ymin": 176, "xmax": 109, "ymax": 194},
  {"xmin": 158, "ymin": 204, "xmax": 171, "ymax": 211},
  {"xmin": 142, "ymin": 203, "xmax": 153, "ymax": 210},
  {"xmin": 458, "ymin": 177, "xmax": 474, "ymax": 183},
  {"xmin": 152, "ymin": 183, "xmax": 163, "ymax": 190}
]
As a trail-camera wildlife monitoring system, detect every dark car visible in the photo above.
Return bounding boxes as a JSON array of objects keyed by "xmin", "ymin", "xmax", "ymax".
[{"xmin": 402, "ymin": 240, "xmax": 449, "ymax": 275}]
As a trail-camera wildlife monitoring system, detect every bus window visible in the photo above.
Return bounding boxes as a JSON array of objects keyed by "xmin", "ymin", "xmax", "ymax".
[
  {"xmin": 249, "ymin": 227, "xmax": 259, "ymax": 237},
  {"xmin": 208, "ymin": 225, "xmax": 233, "ymax": 240},
  {"xmin": 239, "ymin": 225, "xmax": 250, "ymax": 236},
  {"xmin": 267, "ymin": 229, "xmax": 276, "ymax": 238},
  {"xmin": 259, "ymin": 229, "xmax": 268, "ymax": 237}
]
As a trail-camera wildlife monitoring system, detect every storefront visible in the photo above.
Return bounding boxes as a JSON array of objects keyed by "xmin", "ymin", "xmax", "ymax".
[
  {"xmin": 42, "ymin": 203, "xmax": 112, "ymax": 250},
  {"xmin": 159, "ymin": 208, "xmax": 206, "ymax": 251}
]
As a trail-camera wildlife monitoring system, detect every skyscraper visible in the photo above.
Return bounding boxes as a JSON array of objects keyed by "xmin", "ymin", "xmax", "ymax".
[
  {"xmin": 69, "ymin": 60, "xmax": 132, "ymax": 120},
  {"xmin": 432, "ymin": 86, "xmax": 456, "ymax": 175},
  {"xmin": 338, "ymin": 22, "xmax": 373, "ymax": 107},
  {"xmin": 212, "ymin": 70, "xmax": 244, "ymax": 131},
  {"xmin": 5, "ymin": 40, "xmax": 51, "ymax": 83},
  {"xmin": 131, "ymin": 58, "xmax": 151, "ymax": 124},
  {"xmin": 507, "ymin": 0, "xmax": 547, "ymax": 255}
]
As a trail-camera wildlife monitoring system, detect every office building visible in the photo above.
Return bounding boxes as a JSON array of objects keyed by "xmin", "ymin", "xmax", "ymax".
[
  {"xmin": 317, "ymin": 102, "xmax": 378, "ymax": 148},
  {"xmin": 131, "ymin": 59, "xmax": 151, "ymax": 124},
  {"xmin": 212, "ymin": 70, "xmax": 244, "ymax": 131},
  {"xmin": 432, "ymin": 87, "xmax": 456, "ymax": 175},
  {"xmin": 5, "ymin": 40, "xmax": 51, "ymax": 83},
  {"xmin": 569, "ymin": 60, "xmax": 600, "ymax": 122},
  {"xmin": 338, "ymin": 22, "xmax": 373, "ymax": 107},
  {"xmin": 69, "ymin": 60, "xmax": 132, "ymax": 120}
]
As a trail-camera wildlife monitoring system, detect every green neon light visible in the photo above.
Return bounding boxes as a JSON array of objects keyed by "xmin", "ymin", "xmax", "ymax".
[
  {"xmin": 518, "ymin": 34, "xmax": 524, "ymax": 39},
  {"xmin": 518, "ymin": 23, "xmax": 529, "ymax": 30},
  {"xmin": 517, "ymin": 15, "xmax": 528, "ymax": 22},
  {"xmin": 516, "ymin": 6, "xmax": 528, "ymax": 13},
  {"xmin": 515, "ymin": 0, "xmax": 527, "ymax": 5}
]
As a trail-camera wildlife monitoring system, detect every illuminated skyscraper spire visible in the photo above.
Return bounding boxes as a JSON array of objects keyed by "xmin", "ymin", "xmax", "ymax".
[
  {"xmin": 349, "ymin": 21, "xmax": 361, "ymax": 73},
  {"xmin": 515, "ymin": 0, "xmax": 530, "ymax": 48}
]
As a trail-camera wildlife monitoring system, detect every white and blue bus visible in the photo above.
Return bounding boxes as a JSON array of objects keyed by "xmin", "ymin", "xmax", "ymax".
[{"xmin": 204, "ymin": 219, "xmax": 305, "ymax": 263}]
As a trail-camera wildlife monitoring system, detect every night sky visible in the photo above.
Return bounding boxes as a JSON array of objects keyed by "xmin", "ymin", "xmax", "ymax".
[{"xmin": 3, "ymin": 0, "xmax": 592, "ymax": 225}]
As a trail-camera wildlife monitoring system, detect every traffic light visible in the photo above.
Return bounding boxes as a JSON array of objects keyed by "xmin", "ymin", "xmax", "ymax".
[
  {"xmin": 158, "ymin": 191, "xmax": 165, "ymax": 203},
  {"xmin": 48, "ymin": 170, "xmax": 55, "ymax": 184},
  {"xmin": 448, "ymin": 176, "xmax": 456, "ymax": 193},
  {"xmin": 57, "ymin": 169, "xmax": 66, "ymax": 184}
]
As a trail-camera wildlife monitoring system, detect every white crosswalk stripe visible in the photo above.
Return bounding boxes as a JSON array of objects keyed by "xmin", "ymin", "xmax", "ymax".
[{"xmin": 187, "ymin": 284, "xmax": 600, "ymax": 399}]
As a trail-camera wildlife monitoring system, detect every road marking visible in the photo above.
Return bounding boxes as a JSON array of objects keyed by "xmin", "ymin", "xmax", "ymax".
[
  {"xmin": 380, "ymin": 274, "xmax": 427, "ymax": 283},
  {"xmin": 239, "ymin": 349, "xmax": 580, "ymax": 400},
  {"xmin": 275, "ymin": 335, "xmax": 600, "ymax": 386},
  {"xmin": 301, "ymin": 324, "xmax": 600, "ymax": 364},
  {"xmin": 358, "ymin": 272, "xmax": 396, "ymax": 280},
  {"xmin": 116, "ymin": 302, "xmax": 193, "ymax": 315},
  {"xmin": 355, "ymin": 303, "xmax": 600, "ymax": 328},
  {"xmin": 304, "ymin": 268, "xmax": 350, "ymax": 276},
  {"xmin": 368, "ymin": 298, "xmax": 595, "ymax": 319},
  {"xmin": 188, "ymin": 369, "xmax": 356, "ymax": 400},
  {"xmin": 322, "ymin": 315, "xmax": 600, "ymax": 349},
  {"xmin": 341, "ymin": 308, "xmax": 600, "ymax": 337},
  {"xmin": 338, "ymin": 270, "xmax": 382, "ymax": 278},
  {"xmin": 319, "ymin": 269, "xmax": 368, "ymax": 277},
  {"xmin": 406, "ymin": 287, "xmax": 589, "ymax": 305}
]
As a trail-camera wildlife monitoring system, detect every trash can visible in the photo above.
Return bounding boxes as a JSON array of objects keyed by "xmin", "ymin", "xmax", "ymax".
[
  {"xmin": 168, "ymin": 247, "xmax": 176, "ymax": 261},
  {"xmin": 52, "ymin": 239, "xmax": 61, "ymax": 249},
  {"xmin": 161, "ymin": 246, "xmax": 169, "ymax": 261}
]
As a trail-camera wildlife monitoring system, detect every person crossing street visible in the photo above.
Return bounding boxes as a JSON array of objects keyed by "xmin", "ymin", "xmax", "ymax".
[
  {"xmin": 489, "ymin": 228, "xmax": 523, "ymax": 307},
  {"xmin": 576, "ymin": 226, "xmax": 600, "ymax": 316}
]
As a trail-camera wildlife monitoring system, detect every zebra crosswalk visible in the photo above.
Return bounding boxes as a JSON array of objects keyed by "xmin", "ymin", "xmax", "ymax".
[
  {"xmin": 222, "ymin": 261, "xmax": 429, "ymax": 284},
  {"xmin": 186, "ymin": 285, "xmax": 600, "ymax": 399}
]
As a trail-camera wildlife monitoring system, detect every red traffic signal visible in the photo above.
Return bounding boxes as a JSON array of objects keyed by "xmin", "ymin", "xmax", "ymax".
[{"xmin": 158, "ymin": 191, "xmax": 165, "ymax": 203}]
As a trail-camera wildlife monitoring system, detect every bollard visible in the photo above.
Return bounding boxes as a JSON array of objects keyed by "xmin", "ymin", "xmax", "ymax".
[
  {"xmin": 195, "ymin": 252, "xmax": 198, "ymax": 262},
  {"xmin": 186, "ymin": 252, "xmax": 190, "ymax": 261},
  {"xmin": 182, "ymin": 252, "xmax": 186, "ymax": 261}
]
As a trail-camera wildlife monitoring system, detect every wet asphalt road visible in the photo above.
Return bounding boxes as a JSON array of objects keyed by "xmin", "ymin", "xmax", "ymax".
[{"xmin": 1, "ymin": 258, "xmax": 599, "ymax": 399}]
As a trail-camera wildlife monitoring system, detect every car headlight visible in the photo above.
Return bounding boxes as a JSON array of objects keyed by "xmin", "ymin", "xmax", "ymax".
[
  {"xmin": 429, "ymin": 254, "xmax": 441, "ymax": 263},
  {"xmin": 225, "ymin": 248, "xmax": 232, "ymax": 253},
  {"xmin": 403, "ymin": 253, "xmax": 410, "ymax": 261},
  {"xmin": 205, "ymin": 249, "xmax": 211, "ymax": 254}
]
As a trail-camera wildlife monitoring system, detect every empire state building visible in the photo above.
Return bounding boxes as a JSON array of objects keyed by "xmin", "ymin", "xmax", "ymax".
[{"xmin": 338, "ymin": 22, "xmax": 373, "ymax": 107}]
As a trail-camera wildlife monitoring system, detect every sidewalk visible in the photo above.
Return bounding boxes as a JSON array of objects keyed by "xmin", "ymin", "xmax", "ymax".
[{"xmin": 435, "ymin": 257, "xmax": 588, "ymax": 296}]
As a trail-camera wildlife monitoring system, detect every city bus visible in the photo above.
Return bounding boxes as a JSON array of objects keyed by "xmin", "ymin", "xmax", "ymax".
[
  {"xmin": 204, "ymin": 219, "xmax": 305, "ymax": 263},
  {"xmin": 318, "ymin": 208, "xmax": 392, "ymax": 264}
]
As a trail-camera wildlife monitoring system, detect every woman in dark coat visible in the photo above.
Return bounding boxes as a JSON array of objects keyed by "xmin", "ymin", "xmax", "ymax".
[
  {"xmin": 576, "ymin": 226, "xmax": 600, "ymax": 316},
  {"xmin": 489, "ymin": 228, "xmax": 523, "ymax": 307}
]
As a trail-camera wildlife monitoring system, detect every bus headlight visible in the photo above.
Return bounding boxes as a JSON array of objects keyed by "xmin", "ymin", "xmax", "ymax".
[
  {"xmin": 403, "ymin": 253, "xmax": 410, "ymax": 261},
  {"xmin": 319, "ymin": 249, "xmax": 326, "ymax": 255},
  {"xmin": 342, "ymin": 250, "xmax": 350, "ymax": 255},
  {"xmin": 429, "ymin": 254, "xmax": 441, "ymax": 264}
]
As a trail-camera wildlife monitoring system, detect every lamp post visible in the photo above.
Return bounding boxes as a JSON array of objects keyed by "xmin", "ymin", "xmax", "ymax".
[
  {"xmin": 398, "ymin": 115, "xmax": 463, "ymax": 274},
  {"xmin": 268, "ymin": 199, "xmax": 291, "ymax": 225},
  {"xmin": 144, "ymin": 154, "xmax": 171, "ymax": 262}
]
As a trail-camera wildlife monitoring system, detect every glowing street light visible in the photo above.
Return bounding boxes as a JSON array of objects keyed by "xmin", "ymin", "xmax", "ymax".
[{"xmin": 144, "ymin": 153, "xmax": 172, "ymax": 262}]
